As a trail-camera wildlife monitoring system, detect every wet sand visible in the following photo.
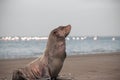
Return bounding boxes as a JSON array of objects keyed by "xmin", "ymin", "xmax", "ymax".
[{"xmin": 0, "ymin": 52, "xmax": 120, "ymax": 80}]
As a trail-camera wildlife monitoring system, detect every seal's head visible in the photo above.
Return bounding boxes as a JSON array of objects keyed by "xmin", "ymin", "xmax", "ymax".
[
  {"xmin": 52, "ymin": 25, "xmax": 71, "ymax": 38},
  {"xmin": 49, "ymin": 25, "xmax": 71, "ymax": 42}
]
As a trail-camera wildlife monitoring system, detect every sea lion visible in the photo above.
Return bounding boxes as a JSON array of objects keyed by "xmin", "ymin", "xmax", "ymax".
[{"xmin": 12, "ymin": 25, "xmax": 71, "ymax": 80}]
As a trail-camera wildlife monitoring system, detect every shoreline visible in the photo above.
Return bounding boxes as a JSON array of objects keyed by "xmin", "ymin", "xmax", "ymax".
[
  {"xmin": 0, "ymin": 52, "xmax": 120, "ymax": 80},
  {"xmin": 0, "ymin": 52, "xmax": 120, "ymax": 60}
]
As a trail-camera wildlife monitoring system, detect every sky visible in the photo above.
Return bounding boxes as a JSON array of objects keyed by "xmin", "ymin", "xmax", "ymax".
[{"xmin": 0, "ymin": 0, "xmax": 120, "ymax": 36}]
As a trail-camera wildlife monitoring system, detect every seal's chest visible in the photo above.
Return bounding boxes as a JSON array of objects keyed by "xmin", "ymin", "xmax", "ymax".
[
  {"xmin": 50, "ymin": 58, "xmax": 63, "ymax": 75},
  {"xmin": 51, "ymin": 58, "xmax": 63, "ymax": 68}
]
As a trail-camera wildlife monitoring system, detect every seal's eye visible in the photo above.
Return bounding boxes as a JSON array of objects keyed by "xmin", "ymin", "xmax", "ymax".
[
  {"xmin": 53, "ymin": 30, "xmax": 57, "ymax": 35},
  {"xmin": 53, "ymin": 30, "xmax": 59, "ymax": 36}
]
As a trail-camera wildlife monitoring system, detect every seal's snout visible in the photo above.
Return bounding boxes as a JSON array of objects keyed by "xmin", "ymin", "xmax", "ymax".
[
  {"xmin": 65, "ymin": 25, "xmax": 71, "ymax": 37},
  {"xmin": 66, "ymin": 25, "xmax": 71, "ymax": 31}
]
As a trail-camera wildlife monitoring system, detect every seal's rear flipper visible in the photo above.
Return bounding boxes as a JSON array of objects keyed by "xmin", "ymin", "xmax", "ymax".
[{"xmin": 12, "ymin": 70, "xmax": 27, "ymax": 80}]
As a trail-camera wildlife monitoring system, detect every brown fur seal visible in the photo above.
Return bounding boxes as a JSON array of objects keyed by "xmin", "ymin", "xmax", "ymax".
[{"xmin": 12, "ymin": 25, "xmax": 71, "ymax": 80}]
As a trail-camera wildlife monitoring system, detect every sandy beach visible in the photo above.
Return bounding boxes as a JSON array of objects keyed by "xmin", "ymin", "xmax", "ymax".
[{"xmin": 0, "ymin": 52, "xmax": 120, "ymax": 80}]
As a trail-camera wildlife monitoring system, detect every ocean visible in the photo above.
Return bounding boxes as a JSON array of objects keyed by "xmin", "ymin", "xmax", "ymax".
[{"xmin": 0, "ymin": 36, "xmax": 120, "ymax": 59}]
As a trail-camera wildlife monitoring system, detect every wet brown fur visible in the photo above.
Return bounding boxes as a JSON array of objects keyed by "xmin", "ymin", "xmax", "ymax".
[{"xmin": 12, "ymin": 25, "xmax": 71, "ymax": 80}]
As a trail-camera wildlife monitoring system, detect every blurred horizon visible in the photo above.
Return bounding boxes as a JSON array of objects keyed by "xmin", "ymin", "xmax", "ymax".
[
  {"xmin": 0, "ymin": 36, "xmax": 119, "ymax": 41},
  {"xmin": 0, "ymin": 36, "xmax": 120, "ymax": 59}
]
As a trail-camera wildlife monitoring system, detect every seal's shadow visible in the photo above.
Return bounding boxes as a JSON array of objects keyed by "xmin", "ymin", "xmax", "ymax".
[
  {"xmin": 57, "ymin": 77, "xmax": 74, "ymax": 80},
  {"xmin": 57, "ymin": 78, "xmax": 73, "ymax": 80}
]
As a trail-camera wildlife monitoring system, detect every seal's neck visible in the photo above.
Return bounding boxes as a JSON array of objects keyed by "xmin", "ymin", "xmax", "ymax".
[{"xmin": 44, "ymin": 37, "xmax": 66, "ymax": 57}]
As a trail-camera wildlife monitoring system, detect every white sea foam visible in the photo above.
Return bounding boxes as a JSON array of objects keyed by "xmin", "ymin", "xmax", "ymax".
[
  {"xmin": 93, "ymin": 36, "xmax": 98, "ymax": 40},
  {"xmin": 1, "ymin": 36, "xmax": 48, "ymax": 41},
  {"xmin": 112, "ymin": 37, "xmax": 115, "ymax": 41}
]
